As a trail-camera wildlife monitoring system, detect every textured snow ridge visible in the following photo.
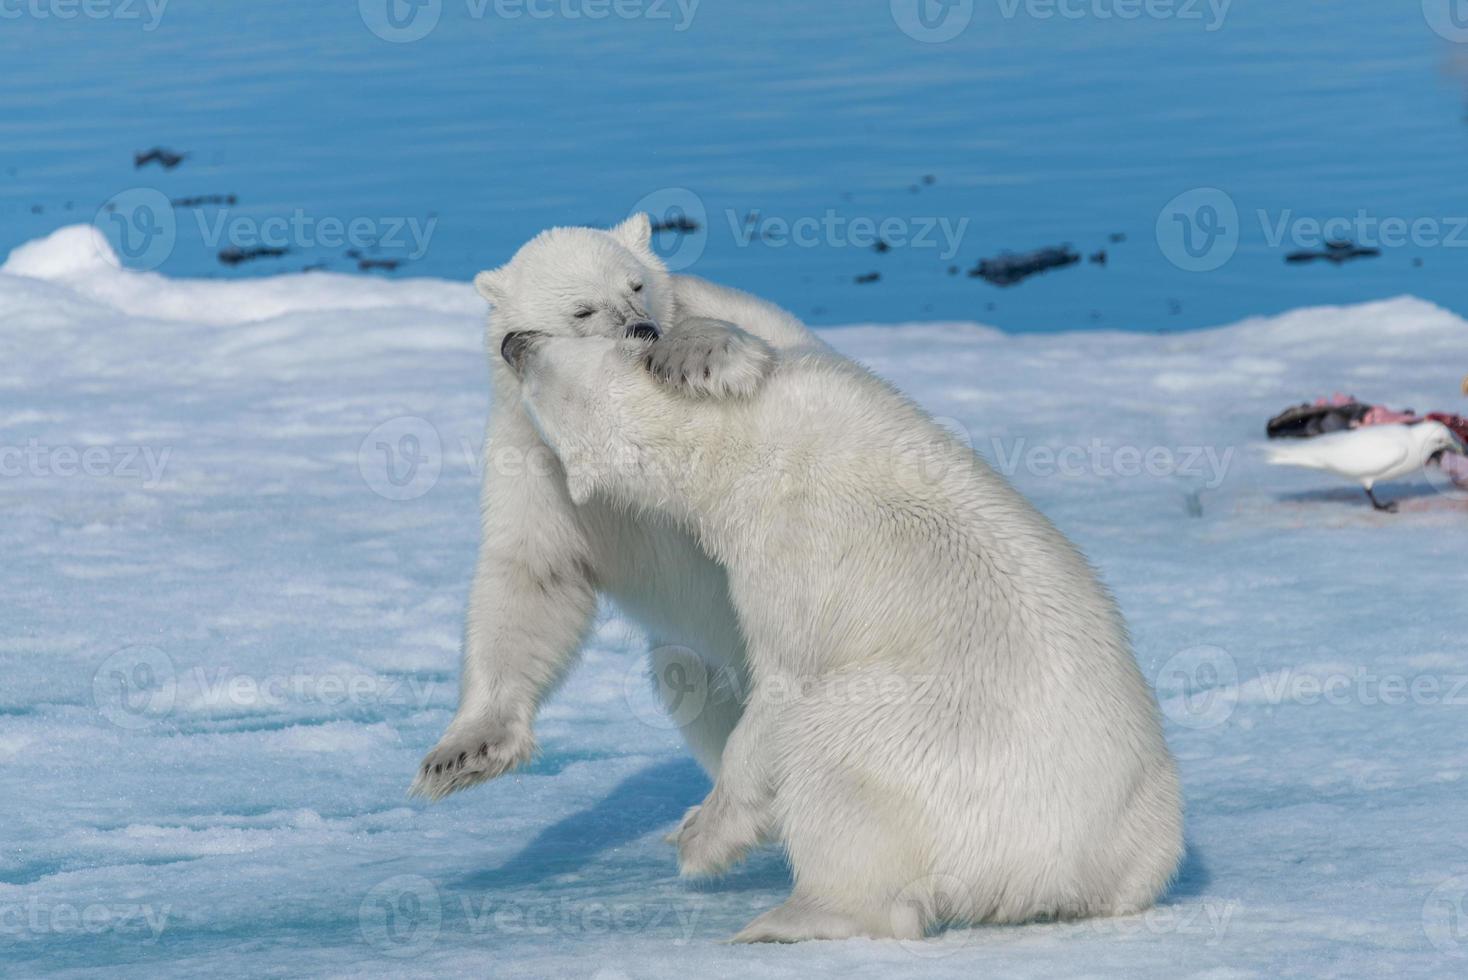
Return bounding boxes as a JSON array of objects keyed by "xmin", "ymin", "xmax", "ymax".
[{"xmin": 2, "ymin": 227, "xmax": 1466, "ymax": 978}]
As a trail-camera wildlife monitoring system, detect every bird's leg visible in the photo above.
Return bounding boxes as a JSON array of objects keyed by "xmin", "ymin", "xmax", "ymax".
[{"xmin": 1365, "ymin": 487, "xmax": 1398, "ymax": 513}]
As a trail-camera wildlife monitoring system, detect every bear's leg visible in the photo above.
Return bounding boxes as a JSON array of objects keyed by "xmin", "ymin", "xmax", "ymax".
[
  {"xmin": 412, "ymin": 405, "xmax": 599, "ymax": 801},
  {"xmin": 669, "ymin": 698, "xmax": 777, "ymax": 877},
  {"xmin": 732, "ymin": 699, "xmax": 939, "ymax": 942}
]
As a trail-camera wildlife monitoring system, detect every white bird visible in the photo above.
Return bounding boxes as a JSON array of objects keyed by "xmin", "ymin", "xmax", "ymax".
[{"xmin": 1266, "ymin": 420, "xmax": 1465, "ymax": 512}]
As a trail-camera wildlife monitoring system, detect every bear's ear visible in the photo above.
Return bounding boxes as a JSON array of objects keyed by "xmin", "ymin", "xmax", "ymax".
[
  {"xmin": 610, "ymin": 213, "xmax": 653, "ymax": 253},
  {"xmin": 474, "ymin": 267, "xmax": 508, "ymax": 304}
]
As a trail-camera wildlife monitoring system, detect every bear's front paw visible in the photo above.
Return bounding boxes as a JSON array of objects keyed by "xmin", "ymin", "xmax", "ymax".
[
  {"xmin": 644, "ymin": 318, "xmax": 774, "ymax": 399},
  {"xmin": 670, "ymin": 798, "xmax": 759, "ymax": 877},
  {"xmin": 409, "ymin": 722, "xmax": 535, "ymax": 802}
]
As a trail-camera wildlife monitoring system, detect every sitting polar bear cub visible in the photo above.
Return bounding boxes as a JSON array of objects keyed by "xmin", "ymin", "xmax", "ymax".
[{"xmin": 503, "ymin": 324, "xmax": 1184, "ymax": 943}]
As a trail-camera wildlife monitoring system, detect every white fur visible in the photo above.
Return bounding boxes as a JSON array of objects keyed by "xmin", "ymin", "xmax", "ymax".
[
  {"xmin": 411, "ymin": 217, "xmax": 824, "ymax": 800},
  {"xmin": 513, "ymin": 330, "xmax": 1185, "ymax": 943}
]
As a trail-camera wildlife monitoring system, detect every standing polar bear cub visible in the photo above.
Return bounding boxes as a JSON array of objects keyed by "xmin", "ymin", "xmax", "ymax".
[{"xmin": 503, "ymin": 325, "xmax": 1184, "ymax": 943}]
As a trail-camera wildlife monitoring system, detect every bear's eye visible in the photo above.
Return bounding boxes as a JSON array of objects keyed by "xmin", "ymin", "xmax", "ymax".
[
  {"xmin": 573, "ymin": 308, "xmax": 594, "ymax": 319},
  {"xmin": 631, "ymin": 282, "xmax": 643, "ymax": 293}
]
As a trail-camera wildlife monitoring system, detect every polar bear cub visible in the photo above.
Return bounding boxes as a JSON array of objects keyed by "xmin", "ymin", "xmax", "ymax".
[{"xmin": 503, "ymin": 323, "xmax": 1185, "ymax": 943}]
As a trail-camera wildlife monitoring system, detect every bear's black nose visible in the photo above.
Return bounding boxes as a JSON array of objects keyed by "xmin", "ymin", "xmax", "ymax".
[
  {"xmin": 500, "ymin": 331, "xmax": 543, "ymax": 374},
  {"xmin": 625, "ymin": 321, "xmax": 661, "ymax": 341}
]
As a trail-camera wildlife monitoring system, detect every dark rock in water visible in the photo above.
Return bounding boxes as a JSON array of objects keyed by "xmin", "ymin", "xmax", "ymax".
[
  {"xmin": 30, "ymin": 204, "xmax": 43, "ymax": 214},
  {"xmin": 650, "ymin": 215, "xmax": 700, "ymax": 234},
  {"xmin": 1088, "ymin": 249, "xmax": 1107, "ymax": 265},
  {"xmin": 948, "ymin": 265, "xmax": 959, "ymax": 276},
  {"xmin": 1109, "ymin": 232, "xmax": 1127, "ymax": 243},
  {"xmin": 922, "ymin": 174, "xmax": 936, "ymax": 186},
  {"xmin": 1266, "ymin": 400, "xmax": 1372, "ymax": 439},
  {"xmin": 874, "ymin": 239, "xmax": 891, "ymax": 254},
  {"xmin": 172, "ymin": 194, "xmax": 237, "ymax": 208},
  {"xmin": 855, "ymin": 272, "xmax": 881, "ymax": 284},
  {"xmin": 135, "ymin": 147, "xmax": 187, "ymax": 170},
  {"xmin": 219, "ymin": 245, "xmax": 288, "ymax": 266},
  {"xmin": 968, "ymin": 246, "xmax": 1081, "ymax": 286},
  {"xmin": 1285, "ymin": 240, "xmax": 1381, "ymax": 265},
  {"xmin": 301, "ymin": 262, "xmax": 329, "ymax": 273},
  {"xmin": 358, "ymin": 258, "xmax": 401, "ymax": 272}
]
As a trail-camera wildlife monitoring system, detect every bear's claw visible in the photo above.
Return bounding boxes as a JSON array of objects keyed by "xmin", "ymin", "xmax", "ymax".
[{"xmin": 410, "ymin": 724, "xmax": 535, "ymax": 802}]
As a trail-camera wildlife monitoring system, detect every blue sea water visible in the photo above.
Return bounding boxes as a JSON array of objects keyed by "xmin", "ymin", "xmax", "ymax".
[{"xmin": 3, "ymin": 0, "xmax": 1468, "ymax": 332}]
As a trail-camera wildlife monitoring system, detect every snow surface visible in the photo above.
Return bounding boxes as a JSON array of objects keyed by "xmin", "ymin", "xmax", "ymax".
[{"xmin": 3, "ymin": 225, "xmax": 1467, "ymax": 978}]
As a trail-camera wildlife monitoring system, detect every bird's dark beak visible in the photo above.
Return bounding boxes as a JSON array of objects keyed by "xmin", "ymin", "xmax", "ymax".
[{"xmin": 500, "ymin": 331, "xmax": 544, "ymax": 377}]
